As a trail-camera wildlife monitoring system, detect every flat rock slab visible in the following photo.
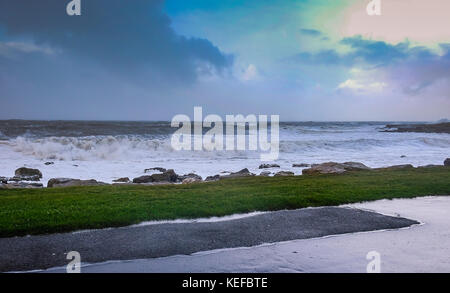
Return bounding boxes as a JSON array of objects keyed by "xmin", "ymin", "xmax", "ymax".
[{"xmin": 0, "ymin": 207, "xmax": 418, "ymax": 272}]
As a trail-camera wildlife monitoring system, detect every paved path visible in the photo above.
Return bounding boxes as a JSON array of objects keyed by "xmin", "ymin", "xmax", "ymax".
[
  {"xmin": 51, "ymin": 196, "xmax": 449, "ymax": 273},
  {"xmin": 0, "ymin": 206, "xmax": 417, "ymax": 272}
]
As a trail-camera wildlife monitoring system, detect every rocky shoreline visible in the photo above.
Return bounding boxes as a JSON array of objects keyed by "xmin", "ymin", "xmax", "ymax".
[
  {"xmin": 382, "ymin": 122, "xmax": 450, "ymax": 134},
  {"xmin": 1, "ymin": 158, "xmax": 449, "ymax": 189}
]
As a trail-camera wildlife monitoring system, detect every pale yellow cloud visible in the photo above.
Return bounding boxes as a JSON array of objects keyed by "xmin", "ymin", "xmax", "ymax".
[{"xmin": 338, "ymin": 79, "xmax": 387, "ymax": 92}]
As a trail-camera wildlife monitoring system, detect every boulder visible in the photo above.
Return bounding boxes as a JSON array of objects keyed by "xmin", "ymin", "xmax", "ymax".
[
  {"xmin": 3, "ymin": 182, "xmax": 43, "ymax": 189},
  {"xmin": 259, "ymin": 164, "xmax": 280, "ymax": 169},
  {"xmin": 151, "ymin": 169, "xmax": 178, "ymax": 182},
  {"xmin": 182, "ymin": 177, "xmax": 202, "ymax": 184},
  {"xmin": 205, "ymin": 169, "xmax": 255, "ymax": 181},
  {"xmin": 15, "ymin": 167, "xmax": 42, "ymax": 179},
  {"xmin": 205, "ymin": 175, "xmax": 221, "ymax": 182},
  {"xmin": 144, "ymin": 167, "xmax": 167, "ymax": 173},
  {"xmin": 133, "ymin": 169, "xmax": 178, "ymax": 184},
  {"xmin": 9, "ymin": 175, "xmax": 41, "ymax": 182},
  {"xmin": 222, "ymin": 168, "xmax": 255, "ymax": 179},
  {"xmin": 132, "ymin": 175, "xmax": 154, "ymax": 184},
  {"xmin": 303, "ymin": 162, "xmax": 371, "ymax": 175},
  {"xmin": 178, "ymin": 173, "xmax": 202, "ymax": 182},
  {"xmin": 339, "ymin": 162, "xmax": 371, "ymax": 171},
  {"xmin": 259, "ymin": 171, "xmax": 271, "ymax": 176},
  {"xmin": 292, "ymin": 163, "xmax": 310, "ymax": 168},
  {"xmin": 445, "ymin": 158, "xmax": 450, "ymax": 166},
  {"xmin": 113, "ymin": 177, "xmax": 130, "ymax": 183},
  {"xmin": 47, "ymin": 178, "xmax": 108, "ymax": 188},
  {"xmin": 0, "ymin": 177, "xmax": 8, "ymax": 184},
  {"xmin": 47, "ymin": 178, "xmax": 74, "ymax": 187},
  {"xmin": 274, "ymin": 171, "xmax": 294, "ymax": 177},
  {"xmin": 375, "ymin": 164, "xmax": 414, "ymax": 171},
  {"xmin": 418, "ymin": 165, "xmax": 440, "ymax": 168}
]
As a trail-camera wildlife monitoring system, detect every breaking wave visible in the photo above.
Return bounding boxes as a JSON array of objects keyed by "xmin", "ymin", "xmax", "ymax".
[
  {"xmin": 7, "ymin": 132, "xmax": 450, "ymax": 162},
  {"xmin": 9, "ymin": 136, "xmax": 174, "ymax": 161}
]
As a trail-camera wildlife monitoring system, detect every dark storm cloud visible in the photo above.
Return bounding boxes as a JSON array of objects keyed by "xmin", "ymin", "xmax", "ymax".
[{"xmin": 0, "ymin": 0, "xmax": 233, "ymax": 82}]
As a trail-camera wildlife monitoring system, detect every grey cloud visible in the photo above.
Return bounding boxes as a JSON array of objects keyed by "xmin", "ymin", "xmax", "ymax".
[
  {"xmin": 289, "ymin": 36, "xmax": 450, "ymax": 95},
  {"xmin": 290, "ymin": 36, "xmax": 419, "ymax": 67},
  {"xmin": 0, "ymin": 0, "xmax": 233, "ymax": 83}
]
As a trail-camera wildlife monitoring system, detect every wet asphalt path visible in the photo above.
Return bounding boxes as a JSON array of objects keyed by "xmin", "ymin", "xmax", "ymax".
[{"xmin": 0, "ymin": 206, "xmax": 418, "ymax": 272}]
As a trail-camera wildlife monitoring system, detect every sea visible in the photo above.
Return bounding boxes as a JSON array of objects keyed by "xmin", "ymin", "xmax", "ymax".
[{"xmin": 0, "ymin": 120, "xmax": 448, "ymax": 186}]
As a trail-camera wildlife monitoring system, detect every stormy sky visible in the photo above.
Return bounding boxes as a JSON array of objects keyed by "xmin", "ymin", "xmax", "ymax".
[{"xmin": 0, "ymin": 0, "xmax": 449, "ymax": 121}]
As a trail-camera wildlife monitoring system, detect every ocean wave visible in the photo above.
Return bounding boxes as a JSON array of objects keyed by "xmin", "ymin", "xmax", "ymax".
[
  {"xmin": 9, "ymin": 136, "xmax": 174, "ymax": 161},
  {"xmin": 6, "ymin": 133, "xmax": 450, "ymax": 162},
  {"xmin": 279, "ymin": 136, "xmax": 450, "ymax": 153}
]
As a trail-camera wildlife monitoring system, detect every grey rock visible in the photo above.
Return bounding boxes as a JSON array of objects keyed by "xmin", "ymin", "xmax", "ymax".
[
  {"xmin": 259, "ymin": 164, "xmax": 280, "ymax": 169},
  {"xmin": 274, "ymin": 171, "xmax": 294, "ymax": 177},
  {"xmin": 8, "ymin": 175, "xmax": 41, "ymax": 182},
  {"xmin": 133, "ymin": 169, "xmax": 178, "ymax": 184},
  {"xmin": 259, "ymin": 171, "xmax": 271, "ymax": 176},
  {"xmin": 417, "ymin": 164, "xmax": 440, "ymax": 168},
  {"xmin": 47, "ymin": 178, "xmax": 75, "ymax": 187},
  {"xmin": 221, "ymin": 168, "xmax": 255, "ymax": 179},
  {"xmin": 178, "ymin": 173, "xmax": 202, "ymax": 182},
  {"xmin": 144, "ymin": 167, "xmax": 167, "ymax": 173},
  {"xmin": 303, "ymin": 162, "xmax": 371, "ymax": 175},
  {"xmin": 14, "ymin": 167, "xmax": 42, "ymax": 179},
  {"xmin": 205, "ymin": 168, "xmax": 256, "ymax": 181},
  {"xmin": 132, "ymin": 175, "xmax": 154, "ymax": 184},
  {"xmin": 292, "ymin": 163, "xmax": 310, "ymax": 168},
  {"xmin": 3, "ymin": 182, "xmax": 43, "ymax": 189},
  {"xmin": 375, "ymin": 164, "xmax": 414, "ymax": 171},
  {"xmin": 151, "ymin": 169, "xmax": 178, "ymax": 182},
  {"xmin": 47, "ymin": 178, "xmax": 108, "ymax": 188},
  {"xmin": 340, "ymin": 162, "xmax": 371, "ymax": 171},
  {"xmin": 0, "ymin": 177, "xmax": 8, "ymax": 184},
  {"xmin": 112, "ymin": 177, "xmax": 130, "ymax": 183},
  {"xmin": 205, "ymin": 175, "xmax": 221, "ymax": 182},
  {"xmin": 182, "ymin": 177, "xmax": 202, "ymax": 184}
]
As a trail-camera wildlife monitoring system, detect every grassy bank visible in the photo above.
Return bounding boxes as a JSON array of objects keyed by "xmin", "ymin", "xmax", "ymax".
[{"xmin": 0, "ymin": 167, "xmax": 449, "ymax": 237}]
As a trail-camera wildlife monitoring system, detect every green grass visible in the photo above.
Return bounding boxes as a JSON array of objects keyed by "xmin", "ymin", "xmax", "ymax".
[{"xmin": 0, "ymin": 167, "xmax": 449, "ymax": 237}]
